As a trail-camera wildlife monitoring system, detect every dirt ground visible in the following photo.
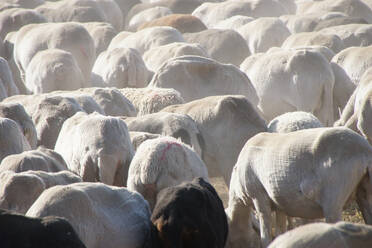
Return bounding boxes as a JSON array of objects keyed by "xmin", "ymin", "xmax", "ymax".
[{"xmin": 210, "ymin": 177, "xmax": 364, "ymax": 225}]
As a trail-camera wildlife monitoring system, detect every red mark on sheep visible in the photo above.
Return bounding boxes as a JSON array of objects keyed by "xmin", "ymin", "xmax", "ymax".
[
  {"xmin": 151, "ymin": 93, "xmax": 160, "ymax": 100},
  {"xmin": 160, "ymin": 142, "xmax": 182, "ymax": 161},
  {"xmin": 80, "ymin": 47, "xmax": 88, "ymax": 58}
]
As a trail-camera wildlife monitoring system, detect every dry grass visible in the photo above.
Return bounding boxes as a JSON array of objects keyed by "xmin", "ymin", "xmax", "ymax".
[{"xmin": 342, "ymin": 202, "xmax": 364, "ymax": 223}]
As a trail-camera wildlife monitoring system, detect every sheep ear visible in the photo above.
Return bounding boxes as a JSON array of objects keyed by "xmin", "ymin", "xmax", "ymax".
[
  {"xmin": 154, "ymin": 217, "xmax": 167, "ymax": 236},
  {"xmin": 156, "ymin": 219, "xmax": 163, "ymax": 233}
]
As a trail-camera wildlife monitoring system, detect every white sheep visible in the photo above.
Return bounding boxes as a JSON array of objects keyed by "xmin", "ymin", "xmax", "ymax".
[
  {"xmin": 0, "ymin": 170, "xmax": 81, "ymax": 214},
  {"xmin": 119, "ymin": 87, "xmax": 184, "ymax": 115},
  {"xmin": 0, "ymin": 117, "xmax": 30, "ymax": 162},
  {"xmin": 127, "ymin": 136, "xmax": 208, "ymax": 209},
  {"xmin": 55, "ymin": 112, "xmax": 134, "ymax": 186},
  {"xmin": 268, "ymin": 111, "xmax": 323, "ymax": 133},
  {"xmin": 0, "ymin": 146, "xmax": 68, "ymax": 173}
]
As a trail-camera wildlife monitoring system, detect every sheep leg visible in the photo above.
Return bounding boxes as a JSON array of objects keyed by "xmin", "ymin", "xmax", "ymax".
[
  {"xmin": 287, "ymin": 217, "xmax": 294, "ymax": 230},
  {"xmin": 113, "ymin": 160, "xmax": 127, "ymax": 187},
  {"xmin": 98, "ymin": 155, "xmax": 116, "ymax": 185},
  {"xmin": 81, "ymin": 155, "xmax": 99, "ymax": 182},
  {"xmin": 253, "ymin": 196, "xmax": 272, "ymax": 248},
  {"xmin": 275, "ymin": 210, "xmax": 287, "ymax": 237},
  {"xmin": 323, "ymin": 204, "xmax": 342, "ymax": 223}
]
